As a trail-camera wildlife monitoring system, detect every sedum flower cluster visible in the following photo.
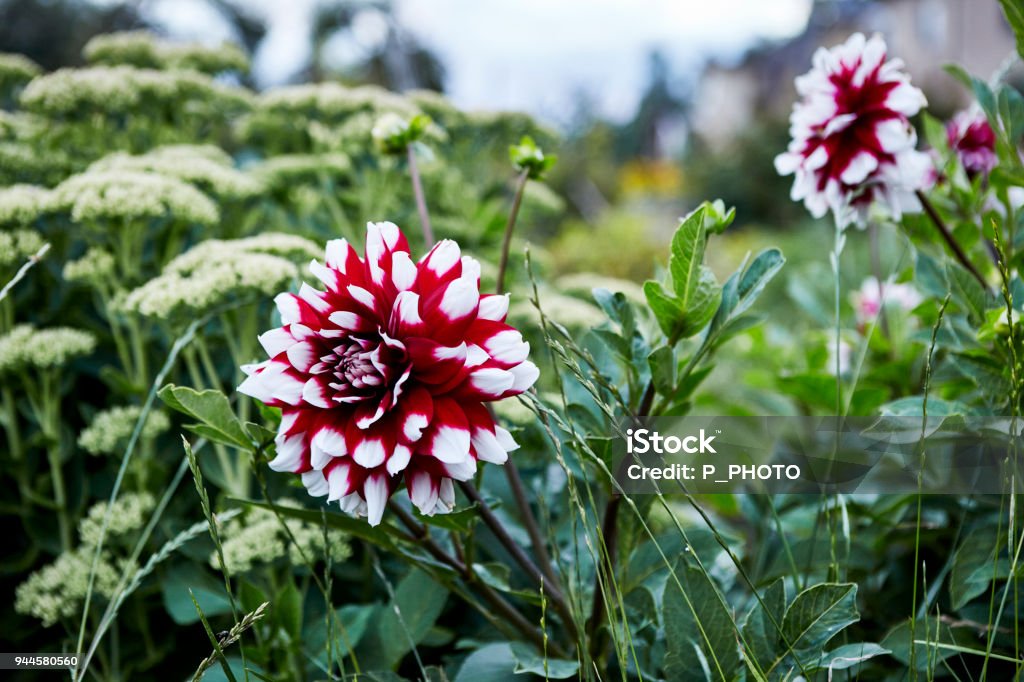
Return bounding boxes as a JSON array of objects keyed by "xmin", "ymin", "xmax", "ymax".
[
  {"xmin": 20, "ymin": 66, "xmax": 252, "ymax": 120},
  {"xmin": 211, "ymin": 501, "xmax": 352, "ymax": 574},
  {"xmin": 0, "ymin": 53, "xmax": 41, "ymax": 98},
  {"xmin": 63, "ymin": 247, "xmax": 116, "ymax": 285},
  {"xmin": 121, "ymin": 234, "xmax": 320, "ymax": 320},
  {"xmin": 249, "ymin": 153, "xmax": 352, "ymax": 192},
  {"xmin": 88, "ymin": 145, "xmax": 262, "ymax": 200},
  {"xmin": 78, "ymin": 406, "xmax": 171, "ymax": 456},
  {"xmin": 15, "ymin": 493, "xmax": 153, "ymax": 627},
  {"xmin": 0, "ymin": 184, "xmax": 51, "ymax": 227},
  {"xmin": 0, "ymin": 324, "xmax": 96, "ymax": 373},
  {"xmin": 83, "ymin": 31, "xmax": 248, "ymax": 75},
  {"xmin": 0, "ymin": 229, "xmax": 44, "ymax": 267},
  {"xmin": 49, "ymin": 169, "xmax": 219, "ymax": 225}
]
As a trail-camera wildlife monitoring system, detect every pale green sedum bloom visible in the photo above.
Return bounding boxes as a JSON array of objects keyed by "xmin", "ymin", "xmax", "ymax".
[
  {"xmin": 50, "ymin": 169, "xmax": 219, "ymax": 225},
  {"xmin": 83, "ymin": 31, "xmax": 248, "ymax": 75},
  {"xmin": 78, "ymin": 406, "xmax": 170, "ymax": 456},
  {"xmin": 0, "ymin": 184, "xmax": 51, "ymax": 227},
  {"xmin": 0, "ymin": 229, "xmax": 44, "ymax": 267},
  {"xmin": 120, "ymin": 233, "xmax": 320, "ymax": 320},
  {"xmin": 211, "ymin": 502, "xmax": 352, "ymax": 574},
  {"xmin": 0, "ymin": 325, "xmax": 96, "ymax": 373},
  {"xmin": 15, "ymin": 493, "xmax": 152, "ymax": 627},
  {"xmin": 88, "ymin": 145, "xmax": 263, "ymax": 199},
  {"xmin": 63, "ymin": 248, "xmax": 116, "ymax": 285}
]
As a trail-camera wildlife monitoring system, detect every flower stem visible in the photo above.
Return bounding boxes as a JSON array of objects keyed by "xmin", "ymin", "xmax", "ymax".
[
  {"xmin": 457, "ymin": 481, "xmax": 579, "ymax": 642},
  {"xmin": 496, "ymin": 169, "xmax": 530, "ymax": 295},
  {"xmin": 916, "ymin": 190, "xmax": 988, "ymax": 289},
  {"xmin": 387, "ymin": 500, "xmax": 562, "ymax": 656},
  {"xmin": 406, "ymin": 144, "xmax": 434, "ymax": 248},
  {"xmin": 0, "ymin": 242, "xmax": 49, "ymax": 303}
]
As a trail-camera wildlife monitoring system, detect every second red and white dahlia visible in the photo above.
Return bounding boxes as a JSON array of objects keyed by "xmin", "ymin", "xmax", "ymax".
[
  {"xmin": 239, "ymin": 222, "xmax": 539, "ymax": 526},
  {"xmin": 947, "ymin": 107, "xmax": 997, "ymax": 177},
  {"xmin": 775, "ymin": 33, "xmax": 931, "ymax": 224}
]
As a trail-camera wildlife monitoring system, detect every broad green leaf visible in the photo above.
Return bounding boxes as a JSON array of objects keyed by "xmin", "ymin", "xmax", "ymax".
[
  {"xmin": 678, "ymin": 267, "xmax": 722, "ymax": 338},
  {"xmin": 471, "ymin": 562, "xmax": 543, "ymax": 604},
  {"xmin": 454, "ymin": 643, "xmax": 519, "ymax": 682},
  {"xmin": 944, "ymin": 262, "xmax": 988, "ymax": 322},
  {"xmin": 999, "ymin": 0, "xmax": 1024, "ymax": 60},
  {"xmin": 161, "ymin": 562, "xmax": 232, "ymax": 625},
  {"xmin": 158, "ymin": 384, "xmax": 250, "ymax": 450},
  {"xmin": 663, "ymin": 560, "xmax": 742, "ymax": 681},
  {"xmin": 647, "ymin": 345, "xmax": 676, "ymax": 396},
  {"xmin": 669, "ymin": 206, "xmax": 708, "ymax": 304},
  {"xmin": 741, "ymin": 578, "xmax": 786, "ymax": 671},
  {"xmin": 710, "ymin": 248, "xmax": 785, "ymax": 343},
  {"xmin": 304, "ymin": 603, "xmax": 376, "ymax": 664},
  {"xmin": 776, "ymin": 583, "xmax": 859, "ymax": 669},
  {"xmin": 879, "ymin": 396, "xmax": 971, "ymax": 417},
  {"xmin": 376, "ymin": 568, "xmax": 448, "ymax": 668},
  {"xmin": 510, "ymin": 641, "xmax": 579, "ymax": 678},
  {"xmin": 950, "ymin": 530, "xmax": 1000, "ymax": 609},
  {"xmin": 644, "ymin": 280, "xmax": 685, "ymax": 337},
  {"xmin": 814, "ymin": 643, "xmax": 889, "ymax": 672},
  {"xmin": 414, "ymin": 504, "xmax": 479, "ymax": 533},
  {"xmin": 592, "ymin": 287, "xmax": 637, "ymax": 339}
]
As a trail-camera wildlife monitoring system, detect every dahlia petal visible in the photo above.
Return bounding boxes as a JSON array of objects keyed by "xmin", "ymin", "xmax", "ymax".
[
  {"xmin": 468, "ymin": 367, "xmax": 516, "ymax": 398},
  {"xmin": 269, "ymin": 432, "xmax": 307, "ymax": 473},
  {"xmin": 325, "ymin": 238, "xmax": 362, "ymax": 275},
  {"xmin": 419, "ymin": 239, "xmax": 462, "ymax": 292},
  {"xmin": 328, "ymin": 310, "xmax": 374, "ymax": 333},
  {"xmin": 885, "ymin": 82, "xmax": 926, "ymax": 117},
  {"xmin": 396, "ymin": 387, "xmax": 433, "ymax": 443},
  {"xmin": 437, "ymin": 277, "xmax": 479, "ymax": 322},
  {"xmin": 302, "ymin": 376, "xmax": 332, "ymax": 408},
  {"xmin": 407, "ymin": 339, "xmax": 467, "ymax": 384},
  {"xmin": 327, "ymin": 460, "xmax": 357, "ymax": 501},
  {"xmin": 339, "ymin": 492, "xmax": 365, "ymax": 515},
  {"xmin": 258, "ymin": 327, "xmax": 294, "ymax": 357},
  {"xmin": 387, "ymin": 444, "xmax": 412, "ymax": 475},
  {"xmin": 423, "ymin": 399, "xmax": 471, "ymax": 464},
  {"xmin": 439, "ymin": 478, "xmax": 455, "ymax": 510},
  {"xmin": 310, "ymin": 259, "xmax": 342, "ymax": 292},
  {"xmin": 286, "ymin": 340, "xmax": 320, "ymax": 373},
  {"xmin": 302, "ymin": 470, "xmax": 329, "ymax": 497},
  {"xmin": 299, "ymin": 283, "xmax": 332, "ymax": 314},
  {"xmin": 390, "ymin": 251, "xmax": 418, "ymax": 291},
  {"xmin": 495, "ymin": 426, "xmax": 519, "ymax": 451},
  {"xmin": 389, "ymin": 290, "xmax": 425, "ymax": 337},
  {"xmin": 472, "ymin": 427, "xmax": 509, "ymax": 464},
  {"xmin": 408, "ymin": 470, "xmax": 439, "ymax": 515},
  {"xmin": 840, "ymin": 151, "xmax": 879, "ymax": 185},
  {"xmin": 477, "ymin": 293, "xmax": 510, "ymax": 321},
  {"xmin": 506, "ymin": 361, "xmax": 540, "ymax": 395},
  {"xmin": 275, "ymin": 293, "xmax": 301, "ymax": 325},
  {"xmin": 352, "ymin": 436, "xmax": 387, "ymax": 469},
  {"xmin": 443, "ymin": 457, "xmax": 477, "ymax": 480},
  {"xmin": 311, "ymin": 421, "xmax": 347, "ymax": 457},
  {"xmin": 363, "ymin": 473, "xmax": 389, "ymax": 526},
  {"xmin": 346, "ymin": 285, "xmax": 378, "ymax": 313}
]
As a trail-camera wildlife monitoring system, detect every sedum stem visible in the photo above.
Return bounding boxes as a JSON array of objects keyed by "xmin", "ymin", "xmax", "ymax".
[{"xmin": 406, "ymin": 144, "xmax": 434, "ymax": 248}]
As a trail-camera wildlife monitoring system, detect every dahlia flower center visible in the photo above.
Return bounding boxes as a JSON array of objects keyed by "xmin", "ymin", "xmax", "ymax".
[{"xmin": 319, "ymin": 333, "xmax": 408, "ymax": 399}]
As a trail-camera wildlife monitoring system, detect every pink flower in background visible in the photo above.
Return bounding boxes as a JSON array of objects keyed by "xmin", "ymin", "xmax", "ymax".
[
  {"xmin": 947, "ymin": 107, "xmax": 997, "ymax": 177},
  {"xmin": 775, "ymin": 33, "xmax": 931, "ymax": 224},
  {"xmin": 851, "ymin": 276, "xmax": 922, "ymax": 326},
  {"xmin": 239, "ymin": 222, "xmax": 538, "ymax": 526}
]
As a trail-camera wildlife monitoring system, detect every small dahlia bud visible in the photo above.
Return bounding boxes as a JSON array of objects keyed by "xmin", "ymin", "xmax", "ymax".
[
  {"xmin": 947, "ymin": 107, "xmax": 997, "ymax": 177},
  {"xmin": 372, "ymin": 113, "xmax": 431, "ymax": 155},
  {"xmin": 775, "ymin": 33, "xmax": 931, "ymax": 225},
  {"xmin": 239, "ymin": 222, "xmax": 539, "ymax": 526},
  {"xmin": 509, "ymin": 136, "xmax": 556, "ymax": 180}
]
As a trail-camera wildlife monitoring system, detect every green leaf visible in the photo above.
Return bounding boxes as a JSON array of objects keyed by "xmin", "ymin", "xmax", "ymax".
[
  {"xmin": 814, "ymin": 643, "xmax": 889, "ymax": 672},
  {"xmin": 643, "ymin": 280, "xmax": 685, "ymax": 337},
  {"xmin": 472, "ymin": 562, "xmax": 544, "ymax": 605},
  {"xmin": 158, "ymin": 384, "xmax": 250, "ymax": 450},
  {"xmin": 999, "ymin": 0, "xmax": 1024, "ymax": 60},
  {"xmin": 669, "ymin": 207, "xmax": 708, "ymax": 304},
  {"xmin": 277, "ymin": 580, "xmax": 303, "ymax": 638},
  {"xmin": 663, "ymin": 560, "xmax": 742, "ymax": 681},
  {"xmin": 454, "ymin": 643, "xmax": 519, "ymax": 682},
  {"xmin": 510, "ymin": 642, "xmax": 580, "ymax": 678},
  {"xmin": 879, "ymin": 396, "xmax": 971, "ymax": 417},
  {"xmin": 709, "ymin": 248, "xmax": 785, "ymax": 344},
  {"xmin": 776, "ymin": 583, "xmax": 859, "ymax": 669},
  {"xmin": 414, "ymin": 504, "xmax": 480, "ymax": 533},
  {"xmin": 944, "ymin": 262, "xmax": 988, "ymax": 322},
  {"xmin": 375, "ymin": 568, "xmax": 448, "ymax": 668},
  {"xmin": 161, "ymin": 562, "xmax": 232, "ymax": 625},
  {"xmin": 741, "ymin": 578, "xmax": 786, "ymax": 671},
  {"xmin": 950, "ymin": 530, "xmax": 1000, "ymax": 609},
  {"xmin": 648, "ymin": 345, "xmax": 676, "ymax": 396},
  {"xmin": 678, "ymin": 267, "xmax": 722, "ymax": 338}
]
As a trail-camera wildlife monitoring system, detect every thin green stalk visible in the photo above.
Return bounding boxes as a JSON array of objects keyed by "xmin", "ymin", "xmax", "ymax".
[
  {"xmin": 0, "ymin": 242, "xmax": 50, "ymax": 303},
  {"xmin": 910, "ymin": 294, "xmax": 950, "ymax": 677},
  {"xmin": 496, "ymin": 169, "xmax": 529, "ymax": 295}
]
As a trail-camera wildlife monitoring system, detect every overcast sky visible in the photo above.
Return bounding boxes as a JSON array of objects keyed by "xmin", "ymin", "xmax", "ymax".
[{"xmin": 146, "ymin": 0, "xmax": 813, "ymax": 124}]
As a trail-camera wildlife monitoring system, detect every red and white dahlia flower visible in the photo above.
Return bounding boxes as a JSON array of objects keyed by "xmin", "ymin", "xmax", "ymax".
[
  {"xmin": 775, "ymin": 33, "xmax": 931, "ymax": 224},
  {"xmin": 239, "ymin": 222, "xmax": 539, "ymax": 526},
  {"xmin": 947, "ymin": 107, "xmax": 997, "ymax": 177}
]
